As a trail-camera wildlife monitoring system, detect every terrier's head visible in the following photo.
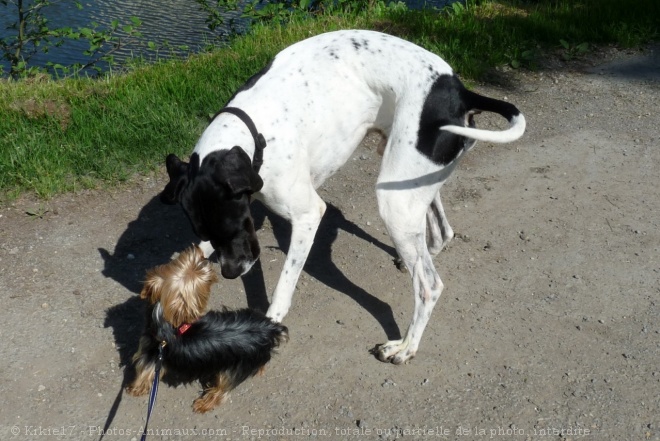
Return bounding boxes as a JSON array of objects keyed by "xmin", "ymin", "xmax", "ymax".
[{"xmin": 140, "ymin": 245, "xmax": 218, "ymax": 327}]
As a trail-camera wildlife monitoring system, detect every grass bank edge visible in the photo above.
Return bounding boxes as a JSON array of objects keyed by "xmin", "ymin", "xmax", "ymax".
[{"xmin": 1, "ymin": 0, "xmax": 658, "ymax": 200}]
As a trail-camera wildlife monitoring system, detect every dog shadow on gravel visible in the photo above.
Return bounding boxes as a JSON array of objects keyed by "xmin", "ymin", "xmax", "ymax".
[
  {"xmin": 247, "ymin": 201, "xmax": 402, "ymax": 341},
  {"xmin": 101, "ymin": 197, "xmax": 401, "ymax": 368},
  {"xmin": 98, "ymin": 196, "xmax": 400, "ymax": 439},
  {"xmin": 100, "ymin": 195, "xmax": 198, "ymax": 372},
  {"xmin": 97, "ymin": 195, "xmax": 195, "ymax": 439}
]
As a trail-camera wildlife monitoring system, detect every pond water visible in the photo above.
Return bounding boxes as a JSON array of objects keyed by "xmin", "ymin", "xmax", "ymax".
[{"xmin": 0, "ymin": 0, "xmax": 455, "ymax": 75}]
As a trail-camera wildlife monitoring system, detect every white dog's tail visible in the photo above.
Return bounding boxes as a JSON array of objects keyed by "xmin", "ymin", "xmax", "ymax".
[{"xmin": 440, "ymin": 91, "xmax": 526, "ymax": 144}]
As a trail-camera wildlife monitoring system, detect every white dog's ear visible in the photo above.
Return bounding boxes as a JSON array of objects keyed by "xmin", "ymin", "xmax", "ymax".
[
  {"xmin": 226, "ymin": 173, "xmax": 263, "ymax": 196},
  {"xmin": 224, "ymin": 146, "xmax": 264, "ymax": 196},
  {"xmin": 161, "ymin": 153, "xmax": 190, "ymax": 204}
]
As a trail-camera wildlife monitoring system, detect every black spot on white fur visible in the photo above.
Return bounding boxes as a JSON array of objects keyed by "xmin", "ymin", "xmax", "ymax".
[
  {"xmin": 416, "ymin": 74, "xmax": 521, "ymax": 165},
  {"xmin": 416, "ymin": 75, "xmax": 472, "ymax": 165}
]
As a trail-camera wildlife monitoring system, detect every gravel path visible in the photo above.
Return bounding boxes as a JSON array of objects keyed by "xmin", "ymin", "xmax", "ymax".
[{"xmin": 1, "ymin": 44, "xmax": 658, "ymax": 441}]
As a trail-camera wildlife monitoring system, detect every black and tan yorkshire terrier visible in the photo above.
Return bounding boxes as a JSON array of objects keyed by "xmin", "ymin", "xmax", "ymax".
[{"xmin": 126, "ymin": 244, "xmax": 288, "ymax": 413}]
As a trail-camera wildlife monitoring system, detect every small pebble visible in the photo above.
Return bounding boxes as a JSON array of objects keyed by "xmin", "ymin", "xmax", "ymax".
[{"xmin": 382, "ymin": 378, "xmax": 396, "ymax": 387}]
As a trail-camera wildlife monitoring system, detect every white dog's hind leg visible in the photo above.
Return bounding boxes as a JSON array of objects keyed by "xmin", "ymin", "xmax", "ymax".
[
  {"xmin": 376, "ymin": 185, "xmax": 445, "ymax": 364},
  {"xmin": 426, "ymin": 191, "xmax": 454, "ymax": 256},
  {"xmin": 377, "ymin": 228, "xmax": 444, "ymax": 364}
]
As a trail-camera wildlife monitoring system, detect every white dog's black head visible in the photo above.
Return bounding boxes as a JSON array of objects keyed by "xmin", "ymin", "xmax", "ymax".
[{"xmin": 161, "ymin": 147, "xmax": 263, "ymax": 279}]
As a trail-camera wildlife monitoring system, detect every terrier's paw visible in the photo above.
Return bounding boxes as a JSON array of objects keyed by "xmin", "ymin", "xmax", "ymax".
[
  {"xmin": 125, "ymin": 382, "xmax": 150, "ymax": 397},
  {"xmin": 192, "ymin": 391, "xmax": 229, "ymax": 414}
]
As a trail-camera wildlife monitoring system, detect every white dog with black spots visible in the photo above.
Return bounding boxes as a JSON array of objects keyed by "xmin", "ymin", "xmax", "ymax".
[{"xmin": 162, "ymin": 30, "xmax": 525, "ymax": 364}]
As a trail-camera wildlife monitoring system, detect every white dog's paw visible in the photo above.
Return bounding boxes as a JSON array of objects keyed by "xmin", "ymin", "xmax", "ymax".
[
  {"xmin": 374, "ymin": 339, "xmax": 416, "ymax": 365},
  {"xmin": 198, "ymin": 241, "xmax": 215, "ymax": 259},
  {"xmin": 266, "ymin": 304, "xmax": 288, "ymax": 323}
]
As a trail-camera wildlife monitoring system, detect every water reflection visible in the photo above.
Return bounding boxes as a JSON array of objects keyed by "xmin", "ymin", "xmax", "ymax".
[
  {"xmin": 0, "ymin": 0, "xmax": 222, "ymax": 74},
  {"xmin": 0, "ymin": 0, "xmax": 452, "ymax": 75}
]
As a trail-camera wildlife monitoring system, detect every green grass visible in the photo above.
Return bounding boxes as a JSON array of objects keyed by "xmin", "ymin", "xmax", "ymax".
[
  {"xmin": 376, "ymin": 0, "xmax": 659, "ymax": 77},
  {"xmin": 1, "ymin": 0, "xmax": 657, "ymax": 200},
  {"xmin": 0, "ymin": 17, "xmax": 369, "ymax": 200}
]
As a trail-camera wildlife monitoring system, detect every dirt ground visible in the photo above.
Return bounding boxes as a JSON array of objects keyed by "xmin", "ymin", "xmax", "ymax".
[{"xmin": 1, "ymin": 44, "xmax": 658, "ymax": 441}]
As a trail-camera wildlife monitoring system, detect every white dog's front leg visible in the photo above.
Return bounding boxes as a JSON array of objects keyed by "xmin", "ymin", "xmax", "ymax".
[{"xmin": 266, "ymin": 197, "xmax": 327, "ymax": 322}]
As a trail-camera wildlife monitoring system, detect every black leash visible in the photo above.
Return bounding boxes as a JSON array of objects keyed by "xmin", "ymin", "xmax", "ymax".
[
  {"xmin": 140, "ymin": 342, "xmax": 165, "ymax": 441},
  {"xmin": 211, "ymin": 107, "xmax": 267, "ymax": 173}
]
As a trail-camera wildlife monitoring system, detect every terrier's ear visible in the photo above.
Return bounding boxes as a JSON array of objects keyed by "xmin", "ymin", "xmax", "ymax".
[{"xmin": 140, "ymin": 268, "xmax": 166, "ymax": 303}]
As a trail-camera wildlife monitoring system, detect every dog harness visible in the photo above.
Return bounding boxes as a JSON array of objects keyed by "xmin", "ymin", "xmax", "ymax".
[{"xmin": 211, "ymin": 107, "xmax": 267, "ymax": 173}]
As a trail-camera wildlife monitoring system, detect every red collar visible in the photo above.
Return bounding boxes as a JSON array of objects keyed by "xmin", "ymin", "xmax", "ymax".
[{"xmin": 177, "ymin": 323, "xmax": 193, "ymax": 336}]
